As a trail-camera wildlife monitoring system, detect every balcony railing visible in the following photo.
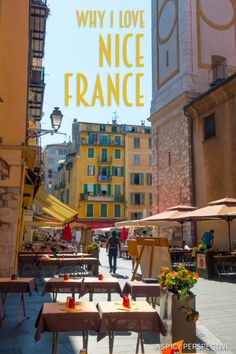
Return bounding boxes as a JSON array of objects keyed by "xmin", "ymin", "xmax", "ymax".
[
  {"xmin": 97, "ymin": 156, "xmax": 112, "ymax": 164},
  {"xmin": 97, "ymin": 175, "xmax": 112, "ymax": 182},
  {"xmin": 59, "ymin": 181, "xmax": 65, "ymax": 189},
  {"xmin": 31, "ymin": 0, "xmax": 47, "ymax": 6},
  {"xmin": 66, "ymin": 161, "xmax": 73, "ymax": 170},
  {"xmin": 80, "ymin": 194, "xmax": 125, "ymax": 202},
  {"xmin": 81, "ymin": 138, "xmax": 124, "ymax": 146}
]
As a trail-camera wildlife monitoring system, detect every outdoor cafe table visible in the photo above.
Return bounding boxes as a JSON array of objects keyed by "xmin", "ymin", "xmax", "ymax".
[
  {"xmin": 79, "ymin": 277, "xmax": 122, "ymax": 301},
  {"xmin": 123, "ymin": 281, "xmax": 160, "ymax": 308},
  {"xmin": 0, "ymin": 277, "xmax": 37, "ymax": 326},
  {"xmin": 42, "ymin": 277, "xmax": 83, "ymax": 301},
  {"xmin": 35, "ymin": 301, "xmax": 100, "ymax": 354},
  {"xmin": 39, "ymin": 257, "xmax": 100, "ymax": 276},
  {"xmin": 97, "ymin": 301, "xmax": 167, "ymax": 354}
]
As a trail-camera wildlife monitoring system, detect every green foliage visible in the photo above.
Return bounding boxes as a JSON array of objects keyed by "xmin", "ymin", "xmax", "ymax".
[
  {"xmin": 159, "ymin": 265, "xmax": 199, "ymax": 301},
  {"xmin": 86, "ymin": 242, "xmax": 99, "ymax": 254},
  {"xmin": 192, "ymin": 243, "xmax": 208, "ymax": 257}
]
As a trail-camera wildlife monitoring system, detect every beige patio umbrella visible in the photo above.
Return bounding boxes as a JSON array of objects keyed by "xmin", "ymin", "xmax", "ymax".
[
  {"xmin": 140, "ymin": 205, "xmax": 197, "ymax": 240},
  {"xmin": 173, "ymin": 198, "xmax": 236, "ymax": 251}
]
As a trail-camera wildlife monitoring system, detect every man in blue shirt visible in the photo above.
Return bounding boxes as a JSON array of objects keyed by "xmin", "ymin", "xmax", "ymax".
[{"xmin": 202, "ymin": 229, "xmax": 215, "ymax": 249}]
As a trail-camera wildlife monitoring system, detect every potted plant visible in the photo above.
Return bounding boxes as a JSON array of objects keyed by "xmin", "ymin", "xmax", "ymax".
[
  {"xmin": 86, "ymin": 242, "xmax": 99, "ymax": 258},
  {"xmin": 192, "ymin": 243, "xmax": 215, "ymax": 279},
  {"xmin": 159, "ymin": 265, "xmax": 199, "ymax": 353}
]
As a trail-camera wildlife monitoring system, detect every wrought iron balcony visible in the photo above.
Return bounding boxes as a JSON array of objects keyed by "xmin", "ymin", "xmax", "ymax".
[
  {"xmin": 28, "ymin": 66, "xmax": 45, "ymax": 121},
  {"xmin": 30, "ymin": 66, "xmax": 45, "ymax": 86},
  {"xmin": 114, "ymin": 195, "xmax": 125, "ymax": 203},
  {"xmin": 66, "ymin": 161, "xmax": 73, "ymax": 170},
  {"xmin": 81, "ymin": 138, "xmax": 124, "ymax": 146},
  {"xmin": 30, "ymin": 0, "xmax": 49, "ymax": 59},
  {"xmin": 80, "ymin": 193, "xmax": 115, "ymax": 202}
]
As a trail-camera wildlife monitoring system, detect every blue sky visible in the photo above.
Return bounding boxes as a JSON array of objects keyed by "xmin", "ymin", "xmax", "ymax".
[{"xmin": 41, "ymin": 0, "xmax": 152, "ymax": 146}]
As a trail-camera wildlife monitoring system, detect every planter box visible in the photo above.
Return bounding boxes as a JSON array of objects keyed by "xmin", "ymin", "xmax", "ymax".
[
  {"xmin": 196, "ymin": 252, "xmax": 215, "ymax": 279},
  {"xmin": 160, "ymin": 289, "xmax": 196, "ymax": 353}
]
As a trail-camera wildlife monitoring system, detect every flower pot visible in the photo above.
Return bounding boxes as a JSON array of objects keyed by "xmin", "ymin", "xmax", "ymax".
[
  {"xmin": 196, "ymin": 251, "xmax": 215, "ymax": 279},
  {"xmin": 160, "ymin": 289, "xmax": 196, "ymax": 353}
]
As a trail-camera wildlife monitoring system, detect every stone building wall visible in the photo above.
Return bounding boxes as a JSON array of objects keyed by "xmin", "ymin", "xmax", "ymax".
[{"xmin": 0, "ymin": 187, "xmax": 21, "ymax": 276}]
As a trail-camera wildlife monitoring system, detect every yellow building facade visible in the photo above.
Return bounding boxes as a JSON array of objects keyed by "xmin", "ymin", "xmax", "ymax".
[
  {"xmin": 0, "ymin": 0, "xmax": 48, "ymax": 275},
  {"xmin": 53, "ymin": 121, "xmax": 153, "ymax": 227}
]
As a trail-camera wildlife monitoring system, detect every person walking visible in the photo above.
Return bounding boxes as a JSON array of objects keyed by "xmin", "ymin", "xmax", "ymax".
[{"xmin": 106, "ymin": 230, "xmax": 121, "ymax": 274}]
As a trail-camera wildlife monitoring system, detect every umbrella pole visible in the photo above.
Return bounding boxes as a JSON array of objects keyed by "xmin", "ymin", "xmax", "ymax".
[
  {"xmin": 181, "ymin": 222, "xmax": 184, "ymax": 243},
  {"xmin": 227, "ymin": 220, "xmax": 232, "ymax": 252}
]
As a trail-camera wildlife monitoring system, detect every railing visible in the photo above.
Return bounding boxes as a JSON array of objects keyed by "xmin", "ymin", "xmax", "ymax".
[
  {"xmin": 30, "ymin": 66, "xmax": 45, "ymax": 85},
  {"xmin": 66, "ymin": 161, "xmax": 73, "ymax": 170},
  {"xmin": 97, "ymin": 175, "xmax": 112, "ymax": 182},
  {"xmin": 97, "ymin": 156, "xmax": 112, "ymax": 164},
  {"xmin": 114, "ymin": 195, "xmax": 125, "ymax": 203},
  {"xmin": 80, "ymin": 194, "xmax": 115, "ymax": 202},
  {"xmin": 59, "ymin": 182, "xmax": 65, "ymax": 189},
  {"xmin": 81, "ymin": 138, "xmax": 124, "ymax": 146},
  {"xmin": 208, "ymin": 64, "xmax": 236, "ymax": 86},
  {"xmin": 31, "ymin": 0, "xmax": 47, "ymax": 7}
]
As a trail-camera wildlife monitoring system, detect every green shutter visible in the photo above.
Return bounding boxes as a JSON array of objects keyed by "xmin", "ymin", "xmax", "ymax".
[
  {"xmin": 108, "ymin": 166, "xmax": 111, "ymax": 176},
  {"xmin": 112, "ymin": 167, "xmax": 115, "ymax": 176},
  {"xmin": 97, "ymin": 184, "xmax": 101, "ymax": 194},
  {"xmin": 121, "ymin": 167, "xmax": 124, "ymax": 176},
  {"xmin": 98, "ymin": 166, "xmax": 101, "ymax": 175},
  {"xmin": 108, "ymin": 184, "xmax": 111, "ymax": 195},
  {"xmin": 93, "ymin": 184, "xmax": 97, "ymax": 194},
  {"xmin": 84, "ymin": 184, "xmax": 88, "ymax": 193}
]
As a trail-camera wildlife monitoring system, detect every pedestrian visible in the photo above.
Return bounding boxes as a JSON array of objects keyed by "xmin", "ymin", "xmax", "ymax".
[
  {"xmin": 106, "ymin": 230, "xmax": 121, "ymax": 274},
  {"xmin": 202, "ymin": 229, "xmax": 214, "ymax": 249}
]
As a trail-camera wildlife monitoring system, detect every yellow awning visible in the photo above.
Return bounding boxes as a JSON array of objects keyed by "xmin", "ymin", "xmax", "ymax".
[{"xmin": 33, "ymin": 186, "xmax": 78, "ymax": 223}]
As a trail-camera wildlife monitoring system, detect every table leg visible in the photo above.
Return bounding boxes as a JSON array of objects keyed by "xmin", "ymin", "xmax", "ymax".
[
  {"xmin": 108, "ymin": 331, "xmax": 115, "ymax": 354},
  {"xmin": 1, "ymin": 293, "xmax": 7, "ymax": 318},
  {"xmin": 107, "ymin": 293, "xmax": 111, "ymax": 301},
  {"xmin": 16, "ymin": 293, "xmax": 30, "ymax": 326},
  {"xmin": 82, "ymin": 330, "xmax": 88, "ymax": 349},
  {"xmin": 136, "ymin": 332, "xmax": 144, "ymax": 354},
  {"xmin": 52, "ymin": 292, "xmax": 57, "ymax": 302},
  {"xmin": 52, "ymin": 332, "xmax": 59, "ymax": 354},
  {"xmin": 89, "ymin": 293, "xmax": 93, "ymax": 301}
]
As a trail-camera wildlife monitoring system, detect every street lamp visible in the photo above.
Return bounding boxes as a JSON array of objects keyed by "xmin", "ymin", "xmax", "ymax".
[{"xmin": 27, "ymin": 107, "xmax": 64, "ymax": 139}]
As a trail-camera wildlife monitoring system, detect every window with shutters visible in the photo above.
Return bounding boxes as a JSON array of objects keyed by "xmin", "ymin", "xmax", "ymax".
[
  {"xmin": 114, "ymin": 184, "xmax": 121, "ymax": 195},
  {"xmin": 131, "ymin": 212, "xmax": 143, "ymax": 220},
  {"xmin": 101, "ymin": 184, "xmax": 108, "ymax": 195},
  {"xmin": 114, "ymin": 149, "xmax": 121, "ymax": 159},
  {"xmin": 133, "ymin": 137, "xmax": 140, "ymax": 148},
  {"xmin": 88, "ymin": 148, "xmax": 94, "ymax": 158},
  {"xmin": 130, "ymin": 173, "xmax": 144, "ymax": 185},
  {"xmin": 133, "ymin": 155, "xmax": 140, "ymax": 165},
  {"xmin": 114, "ymin": 204, "xmax": 121, "ymax": 217},
  {"xmin": 87, "ymin": 204, "xmax": 93, "ymax": 217},
  {"xmin": 87, "ymin": 184, "xmax": 93, "ymax": 195},
  {"xmin": 87, "ymin": 165, "xmax": 95, "ymax": 176},
  {"xmin": 101, "ymin": 204, "xmax": 107, "ymax": 217},
  {"xmin": 113, "ymin": 166, "xmax": 124, "ymax": 177},
  {"xmin": 146, "ymin": 173, "xmax": 152, "ymax": 185},
  {"xmin": 114, "ymin": 135, "xmax": 121, "ymax": 145},
  {"xmin": 130, "ymin": 193, "xmax": 145, "ymax": 205}
]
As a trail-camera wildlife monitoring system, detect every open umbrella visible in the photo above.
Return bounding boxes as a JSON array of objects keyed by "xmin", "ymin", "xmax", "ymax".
[
  {"xmin": 62, "ymin": 223, "xmax": 72, "ymax": 242},
  {"xmin": 121, "ymin": 227, "xmax": 128, "ymax": 241},
  {"xmin": 173, "ymin": 198, "xmax": 236, "ymax": 251},
  {"xmin": 140, "ymin": 205, "xmax": 197, "ymax": 241}
]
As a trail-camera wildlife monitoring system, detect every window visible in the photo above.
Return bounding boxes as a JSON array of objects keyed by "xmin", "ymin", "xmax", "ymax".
[
  {"xmin": 87, "ymin": 165, "xmax": 95, "ymax": 176},
  {"xmin": 88, "ymin": 148, "xmax": 94, "ymax": 158},
  {"xmin": 87, "ymin": 184, "xmax": 93, "ymax": 194},
  {"xmin": 113, "ymin": 166, "xmax": 124, "ymax": 177},
  {"xmin": 114, "ymin": 135, "xmax": 121, "ymax": 145},
  {"xmin": 101, "ymin": 184, "xmax": 108, "ymax": 195},
  {"xmin": 114, "ymin": 149, "xmax": 121, "ymax": 159},
  {"xmin": 111, "ymin": 126, "xmax": 117, "ymax": 132},
  {"xmin": 134, "ymin": 137, "xmax": 140, "ymax": 148},
  {"xmin": 133, "ymin": 154, "xmax": 140, "ymax": 165},
  {"xmin": 101, "ymin": 204, "xmax": 107, "ymax": 217},
  {"xmin": 114, "ymin": 184, "xmax": 121, "ymax": 195},
  {"xmin": 101, "ymin": 148, "xmax": 108, "ymax": 162},
  {"xmin": 100, "ymin": 135, "xmax": 109, "ymax": 145},
  {"xmin": 87, "ymin": 204, "xmax": 93, "ymax": 217},
  {"xmin": 131, "ymin": 212, "xmax": 143, "ymax": 220},
  {"xmin": 114, "ymin": 204, "xmax": 121, "ymax": 217},
  {"xmin": 149, "ymin": 155, "xmax": 152, "ymax": 165},
  {"xmin": 146, "ymin": 173, "xmax": 152, "ymax": 185},
  {"xmin": 149, "ymin": 193, "xmax": 152, "ymax": 206},
  {"xmin": 100, "ymin": 125, "xmax": 106, "ymax": 132},
  {"xmin": 130, "ymin": 173, "xmax": 144, "ymax": 185},
  {"xmin": 204, "ymin": 114, "xmax": 216, "ymax": 140},
  {"xmin": 130, "ymin": 193, "xmax": 145, "ymax": 205},
  {"xmin": 148, "ymin": 138, "xmax": 152, "ymax": 149}
]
